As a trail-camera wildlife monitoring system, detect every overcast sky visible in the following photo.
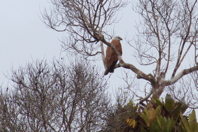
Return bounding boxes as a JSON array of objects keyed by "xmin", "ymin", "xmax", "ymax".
[
  {"xmin": 0, "ymin": 0, "xmax": 139, "ymax": 88},
  {"xmin": 0, "ymin": 1, "xmax": 64, "ymax": 85}
]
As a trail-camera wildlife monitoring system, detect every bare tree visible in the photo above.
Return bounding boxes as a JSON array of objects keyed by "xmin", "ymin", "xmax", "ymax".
[
  {"xmin": 43, "ymin": 0, "xmax": 198, "ymax": 105},
  {"xmin": 0, "ymin": 89, "xmax": 27, "ymax": 131},
  {"xmin": 42, "ymin": 0, "xmax": 128, "ymax": 58},
  {"xmin": 1, "ymin": 59, "xmax": 110, "ymax": 132},
  {"xmin": 132, "ymin": 0, "xmax": 198, "ymax": 101}
]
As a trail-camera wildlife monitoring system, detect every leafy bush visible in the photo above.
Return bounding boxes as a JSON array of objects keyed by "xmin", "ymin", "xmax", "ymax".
[{"xmin": 102, "ymin": 94, "xmax": 198, "ymax": 132}]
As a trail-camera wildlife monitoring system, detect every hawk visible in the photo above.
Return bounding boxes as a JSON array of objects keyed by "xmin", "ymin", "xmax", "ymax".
[{"xmin": 104, "ymin": 36, "xmax": 122, "ymax": 75}]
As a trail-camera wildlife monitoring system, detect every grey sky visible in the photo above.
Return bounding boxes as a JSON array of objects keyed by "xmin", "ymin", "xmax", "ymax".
[
  {"xmin": 0, "ymin": 1, "xmax": 64, "ymax": 85},
  {"xmin": 0, "ymin": 0, "xmax": 139, "ymax": 87}
]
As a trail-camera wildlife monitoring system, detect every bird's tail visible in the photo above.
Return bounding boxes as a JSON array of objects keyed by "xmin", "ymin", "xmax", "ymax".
[{"xmin": 104, "ymin": 69, "xmax": 109, "ymax": 75}]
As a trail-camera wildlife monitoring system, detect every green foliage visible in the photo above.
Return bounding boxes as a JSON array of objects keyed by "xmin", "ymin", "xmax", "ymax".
[
  {"xmin": 180, "ymin": 110, "xmax": 198, "ymax": 132},
  {"xmin": 103, "ymin": 94, "xmax": 198, "ymax": 132},
  {"xmin": 139, "ymin": 105, "xmax": 176, "ymax": 132},
  {"xmin": 138, "ymin": 94, "xmax": 198, "ymax": 132}
]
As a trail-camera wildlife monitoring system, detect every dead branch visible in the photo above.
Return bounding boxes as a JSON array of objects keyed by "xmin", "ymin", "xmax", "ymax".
[{"xmin": 165, "ymin": 65, "xmax": 198, "ymax": 85}]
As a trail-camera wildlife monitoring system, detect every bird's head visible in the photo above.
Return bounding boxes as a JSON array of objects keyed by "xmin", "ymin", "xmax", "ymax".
[{"xmin": 113, "ymin": 36, "xmax": 122, "ymax": 41}]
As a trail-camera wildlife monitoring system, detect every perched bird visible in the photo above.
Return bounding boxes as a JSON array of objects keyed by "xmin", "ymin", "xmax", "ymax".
[{"xmin": 104, "ymin": 36, "xmax": 122, "ymax": 75}]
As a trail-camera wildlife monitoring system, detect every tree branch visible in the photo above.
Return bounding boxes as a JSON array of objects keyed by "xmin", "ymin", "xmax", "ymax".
[{"xmin": 165, "ymin": 65, "xmax": 198, "ymax": 85}]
